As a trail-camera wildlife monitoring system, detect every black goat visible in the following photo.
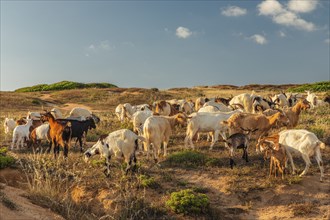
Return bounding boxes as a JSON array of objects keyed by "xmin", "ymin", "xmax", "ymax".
[
  {"xmin": 57, "ymin": 117, "xmax": 96, "ymax": 152},
  {"xmin": 223, "ymin": 133, "xmax": 250, "ymax": 169}
]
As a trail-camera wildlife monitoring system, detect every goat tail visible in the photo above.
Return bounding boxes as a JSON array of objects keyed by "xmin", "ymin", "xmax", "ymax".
[{"xmin": 319, "ymin": 142, "xmax": 326, "ymax": 149}]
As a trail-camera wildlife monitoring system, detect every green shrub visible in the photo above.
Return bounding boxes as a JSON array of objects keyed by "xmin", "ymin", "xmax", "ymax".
[
  {"xmin": 288, "ymin": 81, "xmax": 330, "ymax": 93},
  {"xmin": 138, "ymin": 175, "xmax": 159, "ymax": 188},
  {"xmin": 15, "ymin": 81, "xmax": 117, "ymax": 92},
  {"xmin": 0, "ymin": 147, "xmax": 15, "ymax": 169},
  {"xmin": 164, "ymin": 151, "xmax": 207, "ymax": 168},
  {"xmin": 166, "ymin": 189, "xmax": 209, "ymax": 215}
]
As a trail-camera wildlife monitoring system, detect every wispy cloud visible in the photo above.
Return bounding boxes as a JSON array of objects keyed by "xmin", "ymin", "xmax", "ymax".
[
  {"xmin": 257, "ymin": 0, "xmax": 317, "ymax": 32},
  {"xmin": 250, "ymin": 34, "xmax": 268, "ymax": 45},
  {"xmin": 221, "ymin": 6, "xmax": 247, "ymax": 17},
  {"xmin": 85, "ymin": 40, "xmax": 114, "ymax": 56},
  {"xmin": 325, "ymin": 38, "xmax": 330, "ymax": 45},
  {"xmin": 176, "ymin": 26, "xmax": 192, "ymax": 39}
]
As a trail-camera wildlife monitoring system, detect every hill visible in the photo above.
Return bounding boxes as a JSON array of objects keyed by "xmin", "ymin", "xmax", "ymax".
[{"xmin": 14, "ymin": 81, "xmax": 117, "ymax": 92}]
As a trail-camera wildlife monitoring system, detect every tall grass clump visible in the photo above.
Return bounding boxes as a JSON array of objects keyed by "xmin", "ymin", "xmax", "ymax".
[{"xmin": 17, "ymin": 154, "xmax": 95, "ymax": 220}]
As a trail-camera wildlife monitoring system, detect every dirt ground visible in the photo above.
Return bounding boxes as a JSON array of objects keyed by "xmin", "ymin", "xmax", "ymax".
[{"xmin": 0, "ymin": 169, "xmax": 63, "ymax": 220}]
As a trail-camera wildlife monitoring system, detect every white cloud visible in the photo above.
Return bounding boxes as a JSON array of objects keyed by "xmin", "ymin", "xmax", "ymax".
[
  {"xmin": 273, "ymin": 10, "xmax": 316, "ymax": 31},
  {"xmin": 222, "ymin": 6, "xmax": 247, "ymax": 17},
  {"xmin": 176, "ymin": 26, "xmax": 192, "ymax": 39},
  {"xmin": 258, "ymin": 0, "xmax": 284, "ymax": 16},
  {"xmin": 88, "ymin": 44, "xmax": 96, "ymax": 50},
  {"xmin": 257, "ymin": 0, "xmax": 316, "ymax": 32},
  {"xmin": 325, "ymin": 38, "xmax": 330, "ymax": 44},
  {"xmin": 288, "ymin": 0, "xmax": 318, "ymax": 13},
  {"xmin": 250, "ymin": 34, "xmax": 268, "ymax": 45}
]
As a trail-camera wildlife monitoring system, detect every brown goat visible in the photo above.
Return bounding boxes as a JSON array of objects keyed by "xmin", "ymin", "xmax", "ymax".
[
  {"xmin": 284, "ymin": 99, "xmax": 310, "ymax": 128},
  {"xmin": 258, "ymin": 134, "xmax": 287, "ymax": 179},
  {"xmin": 223, "ymin": 112, "xmax": 289, "ymax": 141},
  {"xmin": 40, "ymin": 112, "xmax": 72, "ymax": 158}
]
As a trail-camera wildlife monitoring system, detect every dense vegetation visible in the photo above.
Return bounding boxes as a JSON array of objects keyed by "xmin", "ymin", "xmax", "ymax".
[
  {"xmin": 288, "ymin": 81, "xmax": 330, "ymax": 93},
  {"xmin": 15, "ymin": 81, "xmax": 117, "ymax": 92}
]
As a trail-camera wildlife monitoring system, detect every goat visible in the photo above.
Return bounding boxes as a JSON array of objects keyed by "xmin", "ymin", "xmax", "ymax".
[
  {"xmin": 57, "ymin": 117, "xmax": 96, "ymax": 152},
  {"xmin": 279, "ymin": 129, "xmax": 325, "ymax": 182},
  {"xmin": 179, "ymin": 101, "xmax": 194, "ymax": 115},
  {"xmin": 195, "ymin": 97, "xmax": 209, "ymax": 111},
  {"xmin": 284, "ymin": 99, "xmax": 310, "ymax": 128},
  {"xmin": 153, "ymin": 101, "xmax": 172, "ymax": 116},
  {"xmin": 143, "ymin": 113, "xmax": 187, "ymax": 161},
  {"xmin": 4, "ymin": 118, "xmax": 16, "ymax": 135},
  {"xmin": 229, "ymin": 93, "xmax": 255, "ymax": 113},
  {"xmin": 69, "ymin": 107, "xmax": 100, "ymax": 124},
  {"xmin": 40, "ymin": 111, "xmax": 72, "ymax": 158},
  {"xmin": 11, "ymin": 119, "xmax": 33, "ymax": 150},
  {"xmin": 51, "ymin": 108, "xmax": 63, "ymax": 119},
  {"xmin": 27, "ymin": 111, "xmax": 41, "ymax": 120},
  {"xmin": 272, "ymin": 93, "xmax": 289, "ymax": 108},
  {"xmin": 306, "ymin": 91, "xmax": 317, "ymax": 108},
  {"xmin": 30, "ymin": 124, "xmax": 52, "ymax": 152},
  {"xmin": 257, "ymin": 134, "xmax": 287, "ymax": 179},
  {"xmin": 203, "ymin": 101, "xmax": 232, "ymax": 112},
  {"xmin": 222, "ymin": 112, "xmax": 289, "ymax": 142},
  {"xmin": 132, "ymin": 110, "xmax": 153, "ymax": 136},
  {"xmin": 185, "ymin": 110, "xmax": 241, "ymax": 150},
  {"xmin": 84, "ymin": 129, "xmax": 145, "ymax": 176},
  {"xmin": 223, "ymin": 133, "xmax": 251, "ymax": 169}
]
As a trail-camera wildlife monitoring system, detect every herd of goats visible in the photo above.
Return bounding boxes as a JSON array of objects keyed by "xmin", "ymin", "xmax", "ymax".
[{"xmin": 3, "ymin": 90, "xmax": 330, "ymax": 181}]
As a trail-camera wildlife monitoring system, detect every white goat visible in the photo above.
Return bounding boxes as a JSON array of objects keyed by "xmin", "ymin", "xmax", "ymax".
[
  {"xmin": 279, "ymin": 129, "xmax": 326, "ymax": 181},
  {"xmin": 27, "ymin": 111, "xmax": 41, "ymax": 120},
  {"xmin": 132, "ymin": 110, "xmax": 153, "ymax": 136},
  {"xmin": 198, "ymin": 106, "xmax": 220, "ymax": 113},
  {"xmin": 51, "ymin": 108, "xmax": 63, "ymax": 119},
  {"xmin": 4, "ymin": 118, "xmax": 16, "ymax": 135},
  {"xmin": 203, "ymin": 101, "xmax": 232, "ymax": 112},
  {"xmin": 84, "ymin": 129, "xmax": 145, "ymax": 176},
  {"xmin": 143, "ymin": 113, "xmax": 187, "ymax": 161},
  {"xmin": 30, "ymin": 124, "xmax": 51, "ymax": 152},
  {"xmin": 185, "ymin": 110, "xmax": 240, "ymax": 150},
  {"xmin": 229, "ymin": 93, "xmax": 255, "ymax": 113},
  {"xmin": 272, "ymin": 93, "xmax": 289, "ymax": 108},
  {"xmin": 11, "ymin": 119, "xmax": 33, "ymax": 150},
  {"xmin": 69, "ymin": 107, "xmax": 100, "ymax": 123},
  {"xmin": 116, "ymin": 103, "xmax": 151, "ymax": 122}
]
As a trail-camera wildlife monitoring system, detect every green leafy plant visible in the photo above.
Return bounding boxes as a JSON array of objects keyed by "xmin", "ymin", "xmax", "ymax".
[
  {"xmin": 166, "ymin": 189, "xmax": 209, "ymax": 215},
  {"xmin": 138, "ymin": 175, "xmax": 159, "ymax": 188},
  {"xmin": 0, "ymin": 147, "xmax": 15, "ymax": 169}
]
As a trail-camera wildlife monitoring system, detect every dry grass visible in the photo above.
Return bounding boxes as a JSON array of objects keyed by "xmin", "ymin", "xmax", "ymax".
[{"xmin": 0, "ymin": 87, "xmax": 329, "ymax": 219}]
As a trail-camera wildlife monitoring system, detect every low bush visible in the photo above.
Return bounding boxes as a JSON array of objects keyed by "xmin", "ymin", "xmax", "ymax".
[
  {"xmin": 166, "ymin": 189, "xmax": 209, "ymax": 215},
  {"xmin": 0, "ymin": 147, "xmax": 15, "ymax": 169},
  {"xmin": 138, "ymin": 175, "xmax": 159, "ymax": 189},
  {"xmin": 164, "ymin": 151, "xmax": 207, "ymax": 168}
]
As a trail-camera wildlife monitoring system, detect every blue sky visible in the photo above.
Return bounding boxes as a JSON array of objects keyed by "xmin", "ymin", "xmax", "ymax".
[{"xmin": 1, "ymin": 0, "xmax": 329, "ymax": 91}]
